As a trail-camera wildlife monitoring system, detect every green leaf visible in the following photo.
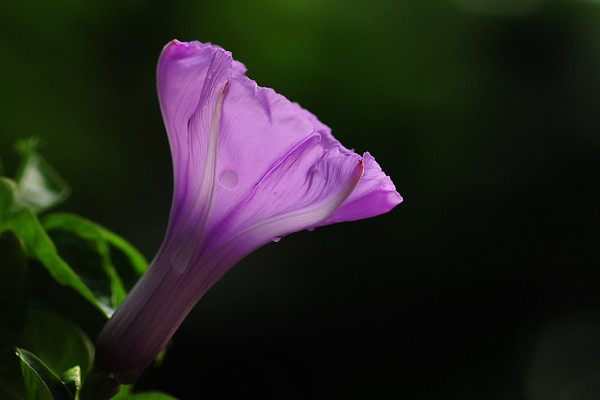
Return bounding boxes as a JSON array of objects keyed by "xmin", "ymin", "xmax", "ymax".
[
  {"xmin": 16, "ymin": 348, "xmax": 75, "ymax": 400},
  {"xmin": 14, "ymin": 138, "xmax": 70, "ymax": 214},
  {"xmin": 0, "ymin": 177, "xmax": 18, "ymax": 224},
  {"xmin": 110, "ymin": 385, "xmax": 133, "ymax": 399},
  {"xmin": 23, "ymin": 307, "xmax": 93, "ymax": 379},
  {"xmin": 0, "ymin": 207, "xmax": 109, "ymax": 317},
  {"xmin": 93, "ymin": 224, "xmax": 148, "ymax": 291},
  {"xmin": 27, "ymin": 260, "xmax": 107, "ymax": 344},
  {"xmin": 115, "ymin": 392, "xmax": 179, "ymax": 400},
  {"xmin": 42, "ymin": 213, "xmax": 129, "ymax": 313},
  {"xmin": 0, "ymin": 230, "xmax": 29, "ymax": 328}
]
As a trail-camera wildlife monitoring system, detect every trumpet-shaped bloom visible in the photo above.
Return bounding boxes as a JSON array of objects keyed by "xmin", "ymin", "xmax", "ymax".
[{"xmin": 95, "ymin": 40, "xmax": 402, "ymax": 383}]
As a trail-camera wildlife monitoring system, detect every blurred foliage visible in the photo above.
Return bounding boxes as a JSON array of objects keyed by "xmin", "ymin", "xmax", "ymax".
[
  {"xmin": 2, "ymin": 0, "xmax": 600, "ymax": 398},
  {"xmin": 0, "ymin": 142, "xmax": 160, "ymax": 398}
]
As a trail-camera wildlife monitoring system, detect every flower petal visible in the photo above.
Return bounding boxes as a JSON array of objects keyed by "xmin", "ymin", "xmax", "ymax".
[
  {"xmin": 316, "ymin": 152, "xmax": 402, "ymax": 225},
  {"xmin": 157, "ymin": 40, "xmax": 231, "ymax": 230},
  {"xmin": 289, "ymin": 104, "xmax": 403, "ymax": 225},
  {"xmin": 96, "ymin": 40, "xmax": 402, "ymax": 385},
  {"xmin": 198, "ymin": 75, "xmax": 321, "ymax": 240},
  {"xmin": 198, "ymin": 134, "xmax": 365, "ymax": 269}
]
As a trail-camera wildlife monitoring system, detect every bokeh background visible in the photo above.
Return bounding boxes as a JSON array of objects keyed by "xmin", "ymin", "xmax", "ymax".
[{"xmin": 2, "ymin": 0, "xmax": 600, "ymax": 398}]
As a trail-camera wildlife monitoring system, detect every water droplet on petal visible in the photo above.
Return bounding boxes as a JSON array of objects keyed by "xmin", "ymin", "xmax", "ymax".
[
  {"xmin": 272, "ymin": 236, "xmax": 281, "ymax": 243},
  {"xmin": 218, "ymin": 169, "xmax": 239, "ymax": 189}
]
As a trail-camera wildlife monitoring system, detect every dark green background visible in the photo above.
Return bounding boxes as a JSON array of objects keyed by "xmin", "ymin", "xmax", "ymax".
[{"xmin": 2, "ymin": 0, "xmax": 600, "ymax": 398}]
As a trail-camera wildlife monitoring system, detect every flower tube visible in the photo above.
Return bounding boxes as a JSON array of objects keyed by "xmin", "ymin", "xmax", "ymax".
[{"xmin": 95, "ymin": 40, "xmax": 402, "ymax": 384}]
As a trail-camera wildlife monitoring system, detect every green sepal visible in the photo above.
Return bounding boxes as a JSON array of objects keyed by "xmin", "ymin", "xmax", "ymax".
[
  {"xmin": 98, "ymin": 383, "xmax": 179, "ymax": 400},
  {"xmin": 77, "ymin": 368, "xmax": 121, "ymax": 400},
  {"xmin": 23, "ymin": 307, "xmax": 94, "ymax": 379},
  {"xmin": 14, "ymin": 138, "xmax": 70, "ymax": 214},
  {"xmin": 62, "ymin": 366, "xmax": 81, "ymax": 396},
  {"xmin": 16, "ymin": 348, "xmax": 76, "ymax": 400}
]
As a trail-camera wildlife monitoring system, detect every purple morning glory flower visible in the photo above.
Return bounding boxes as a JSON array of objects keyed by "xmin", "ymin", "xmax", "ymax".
[{"xmin": 95, "ymin": 40, "xmax": 402, "ymax": 383}]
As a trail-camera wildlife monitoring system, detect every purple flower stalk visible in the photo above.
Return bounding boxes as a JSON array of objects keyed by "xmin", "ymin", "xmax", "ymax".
[{"xmin": 95, "ymin": 40, "xmax": 402, "ymax": 383}]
